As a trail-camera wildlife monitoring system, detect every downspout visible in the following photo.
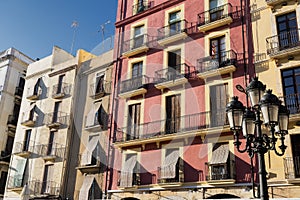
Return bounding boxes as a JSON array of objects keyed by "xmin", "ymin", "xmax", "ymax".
[{"xmin": 104, "ymin": 0, "xmax": 125, "ymax": 199}]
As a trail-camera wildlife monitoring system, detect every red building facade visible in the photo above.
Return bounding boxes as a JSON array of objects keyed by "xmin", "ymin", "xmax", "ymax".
[{"xmin": 108, "ymin": 0, "xmax": 255, "ymax": 199}]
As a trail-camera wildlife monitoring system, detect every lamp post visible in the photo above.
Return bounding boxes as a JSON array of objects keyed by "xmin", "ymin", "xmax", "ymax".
[{"xmin": 226, "ymin": 77, "xmax": 290, "ymax": 200}]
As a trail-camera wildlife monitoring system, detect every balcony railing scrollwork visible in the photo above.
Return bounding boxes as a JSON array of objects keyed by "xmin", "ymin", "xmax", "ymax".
[
  {"xmin": 196, "ymin": 50, "xmax": 237, "ymax": 78},
  {"xmin": 122, "ymin": 34, "xmax": 153, "ymax": 57},
  {"xmin": 44, "ymin": 111, "xmax": 69, "ymax": 128},
  {"xmin": 52, "ymin": 82, "xmax": 71, "ymax": 99},
  {"xmin": 284, "ymin": 156, "xmax": 300, "ymax": 179},
  {"xmin": 157, "ymin": 20, "xmax": 189, "ymax": 44},
  {"xmin": 154, "ymin": 63, "xmax": 191, "ymax": 85},
  {"xmin": 115, "ymin": 110, "xmax": 228, "ymax": 143},
  {"xmin": 266, "ymin": 28, "xmax": 300, "ymax": 57},
  {"xmin": 119, "ymin": 75, "xmax": 150, "ymax": 94}
]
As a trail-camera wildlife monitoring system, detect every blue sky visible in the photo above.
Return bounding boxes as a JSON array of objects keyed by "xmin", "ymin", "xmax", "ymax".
[{"xmin": 0, "ymin": 0, "xmax": 117, "ymax": 59}]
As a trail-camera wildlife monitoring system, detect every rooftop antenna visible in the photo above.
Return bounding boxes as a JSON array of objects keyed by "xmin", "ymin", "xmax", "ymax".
[
  {"xmin": 70, "ymin": 21, "xmax": 79, "ymax": 55},
  {"xmin": 98, "ymin": 20, "xmax": 111, "ymax": 42}
]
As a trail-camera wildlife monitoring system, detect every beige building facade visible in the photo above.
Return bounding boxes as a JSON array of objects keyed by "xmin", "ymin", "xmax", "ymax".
[
  {"xmin": 251, "ymin": 0, "xmax": 300, "ymax": 198},
  {"xmin": 4, "ymin": 46, "xmax": 95, "ymax": 199}
]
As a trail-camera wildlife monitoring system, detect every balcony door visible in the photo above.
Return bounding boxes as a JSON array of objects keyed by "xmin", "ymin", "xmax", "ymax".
[
  {"xmin": 52, "ymin": 101, "xmax": 61, "ymax": 123},
  {"xmin": 131, "ymin": 62, "xmax": 143, "ymax": 90},
  {"xmin": 23, "ymin": 130, "xmax": 31, "ymax": 152},
  {"xmin": 210, "ymin": 36, "xmax": 226, "ymax": 68},
  {"xmin": 169, "ymin": 11, "xmax": 181, "ymax": 36},
  {"xmin": 166, "ymin": 94, "xmax": 181, "ymax": 134},
  {"xmin": 127, "ymin": 103, "xmax": 141, "ymax": 140},
  {"xmin": 167, "ymin": 50, "xmax": 181, "ymax": 80},
  {"xmin": 42, "ymin": 165, "xmax": 54, "ymax": 194},
  {"xmin": 47, "ymin": 131, "xmax": 55, "ymax": 156},
  {"xmin": 282, "ymin": 67, "xmax": 300, "ymax": 114},
  {"xmin": 276, "ymin": 12, "xmax": 298, "ymax": 50},
  {"xmin": 290, "ymin": 134, "xmax": 300, "ymax": 178},
  {"xmin": 95, "ymin": 74, "xmax": 104, "ymax": 94},
  {"xmin": 210, "ymin": 83, "xmax": 228, "ymax": 127},
  {"xmin": 209, "ymin": 0, "xmax": 224, "ymax": 22},
  {"xmin": 56, "ymin": 74, "xmax": 65, "ymax": 94}
]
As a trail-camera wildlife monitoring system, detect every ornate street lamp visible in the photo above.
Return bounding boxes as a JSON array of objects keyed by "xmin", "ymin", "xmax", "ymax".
[{"xmin": 226, "ymin": 77, "xmax": 290, "ymax": 200}]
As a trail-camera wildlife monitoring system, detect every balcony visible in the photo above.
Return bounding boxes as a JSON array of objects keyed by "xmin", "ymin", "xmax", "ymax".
[
  {"xmin": 77, "ymin": 153, "xmax": 104, "ymax": 174},
  {"xmin": 7, "ymin": 114, "xmax": 18, "ymax": 132},
  {"xmin": 26, "ymin": 88, "xmax": 41, "ymax": 100},
  {"xmin": 14, "ymin": 142, "xmax": 34, "ymax": 158},
  {"xmin": 157, "ymin": 20, "xmax": 188, "ymax": 46},
  {"xmin": 205, "ymin": 160, "xmax": 235, "ymax": 185},
  {"xmin": 52, "ymin": 83, "xmax": 71, "ymax": 99},
  {"xmin": 266, "ymin": 29, "xmax": 300, "ymax": 59},
  {"xmin": 154, "ymin": 63, "xmax": 191, "ymax": 89},
  {"xmin": 20, "ymin": 112, "xmax": 37, "ymax": 127},
  {"xmin": 132, "ymin": 0, "xmax": 154, "ymax": 16},
  {"xmin": 197, "ymin": 50, "xmax": 237, "ymax": 79},
  {"xmin": 198, "ymin": 3, "xmax": 233, "ymax": 32},
  {"xmin": 157, "ymin": 161, "xmax": 184, "ymax": 186},
  {"xmin": 279, "ymin": 93, "xmax": 300, "ymax": 121},
  {"xmin": 114, "ymin": 110, "xmax": 229, "ymax": 147},
  {"xmin": 14, "ymin": 86, "xmax": 24, "ymax": 98},
  {"xmin": 89, "ymin": 81, "xmax": 111, "ymax": 99},
  {"xmin": 284, "ymin": 156, "xmax": 300, "ymax": 182},
  {"xmin": 32, "ymin": 180, "xmax": 60, "ymax": 197},
  {"xmin": 122, "ymin": 34, "xmax": 150, "ymax": 57},
  {"xmin": 44, "ymin": 111, "xmax": 69, "ymax": 129},
  {"xmin": 117, "ymin": 171, "xmax": 140, "ymax": 188},
  {"xmin": 119, "ymin": 75, "xmax": 150, "ymax": 99},
  {"xmin": 85, "ymin": 114, "xmax": 109, "ymax": 132},
  {"xmin": 265, "ymin": 0, "xmax": 290, "ymax": 6},
  {"xmin": 39, "ymin": 143, "xmax": 65, "ymax": 161}
]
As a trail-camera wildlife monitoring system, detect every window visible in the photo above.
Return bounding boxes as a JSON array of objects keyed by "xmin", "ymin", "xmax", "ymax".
[
  {"xmin": 210, "ymin": 36, "xmax": 226, "ymax": 67},
  {"xmin": 52, "ymin": 101, "xmax": 61, "ymax": 123},
  {"xmin": 95, "ymin": 74, "xmax": 104, "ymax": 94},
  {"xmin": 88, "ymin": 179, "xmax": 102, "ymax": 200},
  {"xmin": 23, "ymin": 130, "xmax": 31, "ymax": 152},
  {"xmin": 167, "ymin": 50, "xmax": 181, "ymax": 79},
  {"xmin": 119, "ymin": 153, "xmax": 139, "ymax": 187},
  {"xmin": 282, "ymin": 67, "xmax": 300, "ymax": 114},
  {"xmin": 28, "ymin": 103, "xmax": 36, "ymax": 121},
  {"xmin": 42, "ymin": 165, "xmax": 54, "ymax": 194},
  {"xmin": 47, "ymin": 131, "xmax": 55, "ymax": 156},
  {"xmin": 56, "ymin": 74, "xmax": 65, "ymax": 94},
  {"xmin": 207, "ymin": 143, "xmax": 231, "ymax": 180},
  {"xmin": 160, "ymin": 148, "xmax": 180, "ymax": 182},
  {"xmin": 290, "ymin": 134, "xmax": 300, "ymax": 178},
  {"xmin": 137, "ymin": 0, "xmax": 145, "ymax": 13},
  {"xmin": 276, "ymin": 12, "xmax": 298, "ymax": 50},
  {"xmin": 127, "ymin": 104, "xmax": 141, "ymax": 140},
  {"xmin": 5, "ymin": 135, "xmax": 14, "ymax": 155},
  {"xmin": 210, "ymin": 83, "xmax": 228, "ymax": 127},
  {"xmin": 209, "ymin": 0, "xmax": 224, "ymax": 22},
  {"xmin": 0, "ymin": 171, "xmax": 8, "ymax": 194},
  {"xmin": 33, "ymin": 78, "xmax": 41, "ymax": 96},
  {"xmin": 169, "ymin": 11, "xmax": 181, "ymax": 35},
  {"xmin": 132, "ymin": 62, "xmax": 143, "ymax": 78},
  {"xmin": 133, "ymin": 25, "xmax": 145, "ymax": 48},
  {"xmin": 166, "ymin": 95, "xmax": 181, "ymax": 134}
]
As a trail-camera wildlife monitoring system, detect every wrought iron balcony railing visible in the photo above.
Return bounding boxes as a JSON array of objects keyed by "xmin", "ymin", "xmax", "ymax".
[
  {"xmin": 284, "ymin": 156, "xmax": 300, "ymax": 179},
  {"xmin": 157, "ymin": 20, "xmax": 188, "ymax": 40},
  {"xmin": 39, "ymin": 143, "xmax": 65, "ymax": 158},
  {"xmin": 205, "ymin": 160, "xmax": 235, "ymax": 181},
  {"xmin": 198, "ymin": 3, "xmax": 233, "ymax": 26},
  {"xmin": 52, "ymin": 82, "xmax": 71, "ymax": 98},
  {"xmin": 7, "ymin": 114, "xmax": 18, "ymax": 126},
  {"xmin": 32, "ymin": 180, "xmax": 60, "ymax": 196},
  {"xmin": 44, "ymin": 111, "xmax": 69, "ymax": 127},
  {"xmin": 117, "ymin": 171, "xmax": 140, "ymax": 187},
  {"xmin": 157, "ymin": 161, "xmax": 184, "ymax": 184},
  {"xmin": 14, "ymin": 141, "xmax": 35, "ymax": 155},
  {"xmin": 26, "ymin": 87, "xmax": 41, "ymax": 100},
  {"xmin": 266, "ymin": 28, "xmax": 300, "ymax": 55},
  {"xmin": 14, "ymin": 86, "xmax": 24, "ymax": 97},
  {"xmin": 154, "ymin": 63, "xmax": 191, "ymax": 84},
  {"xmin": 279, "ymin": 93, "xmax": 300, "ymax": 115},
  {"xmin": 197, "ymin": 50, "xmax": 237, "ymax": 73},
  {"xmin": 122, "ymin": 34, "xmax": 150, "ymax": 54},
  {"xmin": 132, "ymin": 0, "xmax": 154, "ymax": 15},
  {"xmin": 115, "ymin": 110, "xmax": 228, "ymax": 142},
  {"xmin": 89, "ymin": 81, "xmax": 111, "ymax": 99},
  {"xmin": 119, "ymin": 75, "xmax": 150, "ymax": 94}
]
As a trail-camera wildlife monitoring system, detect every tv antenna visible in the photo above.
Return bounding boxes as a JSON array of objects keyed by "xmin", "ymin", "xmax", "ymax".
[
  {"xmin": 98, "ymin": 20, "xmax": 111, "ymax": 42},
  {"xmin": 70, "ymin": 21, "xmax": 79, "ymax": 55}
]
